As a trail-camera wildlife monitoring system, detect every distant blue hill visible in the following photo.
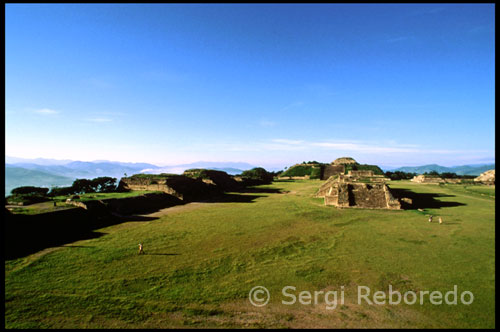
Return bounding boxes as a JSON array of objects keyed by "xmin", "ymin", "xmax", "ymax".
[
  {"xmin": 4, "ymin": 159, "xmax": 258, "ymax": 195},
  {"xmin": 5, "ymin": 156, "xmax": 73, "ymax": 165},
  {"xmin": 139, "ymin": 162, "xmax": 255, "ymax": 175},
  {"xmin": 5, "ymin": 161, "xmax": 159, "ymax": 196},
  {"xmin": 5, "ymin": 166, "xmax": 74, "ymax": 196},
  {"xmin": 206, "ymin": 167, "xmax": 244, "ymax": 175},
  {"xmin": 5, "ymin": 161, "xmax": 156, "ymax": 180},
  {"xmin": 175, "ymin": 161, "xmax": 256, "ymax": 170},
  {"xmin": 389, "ymin": 164, "xmax": 494, "ymax": 176}
]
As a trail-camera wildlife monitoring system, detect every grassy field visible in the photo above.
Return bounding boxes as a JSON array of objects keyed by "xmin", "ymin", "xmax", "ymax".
[
  {"xmin": 7, "ymin": 191, "xmax": 161, "ymax": 215},
  {"xmin": 5, "ymin": 180, "xmax": 495, "ymax": 328},
  {"xmin": 52, "ymin": 190, "xmax": 162, "ymax": 203}
]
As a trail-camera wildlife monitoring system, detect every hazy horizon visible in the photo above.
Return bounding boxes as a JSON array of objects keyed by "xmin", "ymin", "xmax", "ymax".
[
  {"xmin": 6, "ymin": 4, "xmax": 494, "ymax": 168},
  {"xmin": 5, "ymin": 154, "xmax": 495, "ymax": 171}
]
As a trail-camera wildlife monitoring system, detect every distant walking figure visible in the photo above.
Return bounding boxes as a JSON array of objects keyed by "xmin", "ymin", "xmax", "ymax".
[
  {"xmin": 438, "ymin": 217, "xmax": 443, "ymax": 224},
  {"xmin": 138, "ymin": 242, "xmax": 144, "ymax": 254},
  {"xmin": 428, "ymin": 215, "xmax": 433, "ymax": 223}
]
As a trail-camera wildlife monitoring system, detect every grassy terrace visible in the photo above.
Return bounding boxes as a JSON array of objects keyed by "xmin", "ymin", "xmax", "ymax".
[
  {"xmin": 54, "ymin": 191, "xmax": 163, "ymax": 202},
  {"xmin": 5, "ymin": 180, "xmax": 495, "ymax": 328},
  {"xmin": 8, "ymin": 191, "xmax": 161, "ymax": 215}
]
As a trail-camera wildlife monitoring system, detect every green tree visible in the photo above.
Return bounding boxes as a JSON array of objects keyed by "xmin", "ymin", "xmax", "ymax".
[
  {"xmin": 11, "ymin": 186, "xmax": 49, "ymax": 196},
  {"xmin": 71, "ymin": 179, "xmax": 95, "ymax": 194},
  {"xmin": 91, "ymin": 177, "xmax": 117, "ymax": 193},
  {"xmin": 49, "ymin": 186, "xmax": 76, "ymax": 196}
]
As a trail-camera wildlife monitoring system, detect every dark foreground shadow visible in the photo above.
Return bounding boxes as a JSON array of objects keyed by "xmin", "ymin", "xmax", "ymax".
[
  {"xmin": 238, "ymin": 187, "xmax": 283, "ymax": 194},
  {"xmin": 390, "ymin": 188, "xmax": 466, "ymax": 210},
  {"xmin": 4, "ymin": 208, "xmax": 157, "ymax": 260},
  {"xmin": 5, "ymin": 186, "xmax": 284, "ymax": 260},
  {"xmin": 203, "ymin": 193, "xmax": 268, "ymax": 203}
]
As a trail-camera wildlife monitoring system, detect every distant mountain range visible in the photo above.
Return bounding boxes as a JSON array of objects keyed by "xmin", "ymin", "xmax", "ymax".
[
  {"xmin": 5, "ymin": 166, "xmax": 75, "ymax": 196},
  {"xmin": 138, "ymin": 161, "xmax": 255, "ymax": 176},
  {"xmin": 4, "ymin": 157, "xmax": 256, "ymax": 196},
  {"xmin": 6, "ymin": 156, "xmax": 493, "ymax": 197},
  {"xmin": 385, "ymin": 164, "xmax": 494, "ymax": 176}
]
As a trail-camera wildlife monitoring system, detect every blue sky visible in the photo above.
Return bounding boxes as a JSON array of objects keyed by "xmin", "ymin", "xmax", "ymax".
[{"xmin": 5, "ymin": 4, "xmax": 495, "ymax": 168}]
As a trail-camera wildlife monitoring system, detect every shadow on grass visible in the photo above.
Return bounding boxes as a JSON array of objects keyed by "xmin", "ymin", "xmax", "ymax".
[
  {"xmin": 390, "ymin": 188, "xmax": 466, "ymax": 210},
  {"xmin": 238, "ymin": 187, "xmax": 283, "ymax": 194},
  {"xmin": 203, "ymin": 193, "xmax": 268, "ymax": 203},
  {"xmin": 4, "ymin": 208, "xmax": 157, "ymax": 260},
  {"xmin": 5, "ymin": 187, "xmax": 279, "ymax": 260}
]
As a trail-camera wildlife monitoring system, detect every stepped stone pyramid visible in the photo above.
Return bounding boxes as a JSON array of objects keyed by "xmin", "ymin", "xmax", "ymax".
[{"xmin": 316, "ymin": 157, "xmax": 401, "ymax": 210}]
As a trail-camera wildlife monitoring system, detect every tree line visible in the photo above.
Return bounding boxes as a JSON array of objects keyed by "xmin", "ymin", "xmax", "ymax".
[
  {"xmin": 8, "ymin": 177, "xmax": 118, "ymax": 203},
  {"xmin": 383, "ymin": 170, "xmax": 476, "ymax": 180}
]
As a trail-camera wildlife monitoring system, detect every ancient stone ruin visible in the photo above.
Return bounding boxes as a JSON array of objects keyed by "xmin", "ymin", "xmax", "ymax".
[
  {"xmin": 332, "ymin": 157, "xmax": 358, "ymax": 165},
  {"xmin": 321, "ymin": 164, "xmax": 346, "ymax": 180},
  {"xmin": 474, "ymin": 169, "xmax": 495, "ymax": 185},
  {"xmin": 183, "ymin": 169, "xmax": 240, "ymax": 192},
  {"xmin": 320, "ymin": 157, "xmax": 353, "ymax": 180},
  {"xmin": 320, "ymin": 157, "xmax": 384, "ymax": 180},
  {"xmin": 118, "ymin": 174, "xmax": 214, "ymax": 201},
  {"xmin": 316, "ymin": 158, "xmax": 401, "ymax": 210},
  {"xmin": 410, "ymin": 175, "xmax": 445, "ymax": 184}
]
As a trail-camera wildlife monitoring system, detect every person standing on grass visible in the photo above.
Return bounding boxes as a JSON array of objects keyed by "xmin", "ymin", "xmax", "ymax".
[
  {"xmin": 428, "ymin": 215, "xmax": 433, "ymax": 223},
  {"xmin": 138, "ymin": 242, "xmax": 144, "ymax": 254}
]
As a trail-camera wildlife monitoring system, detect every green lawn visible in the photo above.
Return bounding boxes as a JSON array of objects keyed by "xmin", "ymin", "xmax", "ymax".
[
  {"xmin": 7, "ymin": 191, "xmax": 161, "ymax": 215},
  {"xmin": 53, "ymin": 190, "xmax": 162, "ymax": 203},
  {"xmin": 5, "ymin": 180, "xmax": 495, "ymax": 328}
]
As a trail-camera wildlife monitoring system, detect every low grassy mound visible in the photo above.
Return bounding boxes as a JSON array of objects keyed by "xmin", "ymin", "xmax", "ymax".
[
  {"xmin": 238, "ymin": 167, "xmax": 274, "ymax": 185},
  {"xmin": 344, "ymin": 163, "xmax": 385, "ymax": 175},
  {"xmin": 118, "ymin": 174, "xmax": 216, "ymax": 201},
  {"xmin": 183, "ymin": 169, "xmax": 240, "ymax": 192},
  {"xmin": 280, "ymin": 163, "xmax": 327, "ymax": 179}
]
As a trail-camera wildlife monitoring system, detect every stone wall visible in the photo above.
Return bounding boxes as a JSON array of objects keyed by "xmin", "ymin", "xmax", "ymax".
[
  {"xmin": 474, "ymin": 169, "xmax": 495, "ymax": 185},
  {"xmin": 118, "ymin": 175, "xmax": 213, "ymax": 201},
  {"xmin": 278, "ymin": 175, "xmax": 310, "ymax": 180},
  {"xmin": 316, "ymin": 174, "xmax": 401, "ymax": 209},
  {"xmin": 411, "ymin": 175, "xmax": 445, "ymax": 183},
  {"xmin": 347, "ymin": 170, "xmax": 374, "ymax": 177},
  {"xmin": 321, "ymin": 165, "xmax": 345, "ymax": 180}
]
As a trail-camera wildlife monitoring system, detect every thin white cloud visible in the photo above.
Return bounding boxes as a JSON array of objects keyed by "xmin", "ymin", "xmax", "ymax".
[
  {"xmin": 272, "ymin": 139, "xmax": 304, "ymax": 145},
  {"xmin": 308, "ymin": 140, "xmax": 490, "ymax": 155},
  {"xmin": 310, "ymin": 141, "xmax": 419, "ymax": 153},
  {"xmin": 35, "ymin": 108, "xmax": 59, "ymax": 115},
  {"xmin": 86, "ymin": 117, "xmax": 113, "ymax": 123},
  {"xmin": 219, "ymin": 138, "xmax": 489, "ymax": 157}
]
